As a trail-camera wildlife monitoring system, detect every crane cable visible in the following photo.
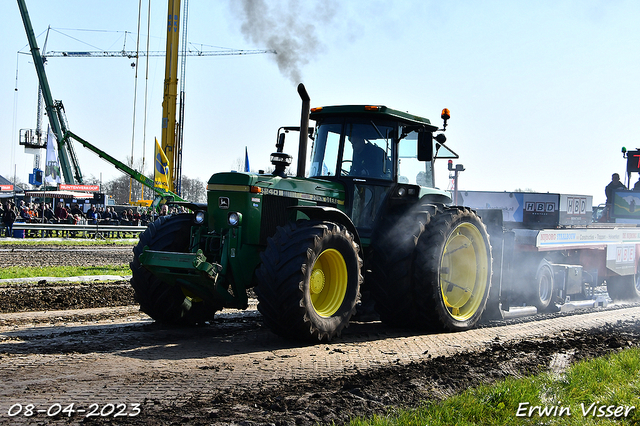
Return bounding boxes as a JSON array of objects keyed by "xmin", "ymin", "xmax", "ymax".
[
  {"xmin": 176, "ymin": 0, "xmax": 189, "ymax": 197},
  {"xmin": 10, "ymin": 53, "xmax": 19, "ymax": 181},
  {"xmin": 128, "ymin": 0, "xmax": 143, "ymax": 204},
  {"xmin": 142, "ymin": 0, "xmax": 152, "ymax": 201},
  {"xmin": 130, "ymin": 0, "xmax": 153, "ymax": 204}
]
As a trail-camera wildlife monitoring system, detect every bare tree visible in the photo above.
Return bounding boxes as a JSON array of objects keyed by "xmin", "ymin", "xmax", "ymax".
[
  {"xmin": 181, "ymin": 176, "xmax": 206, "ymax": 203},
  {"xmin": 103, "ymin": 174, "xmax": 134, "ymax": 204},
  {"xmin": 103, "ymin": 171, "xmax": 206, "ymax": 204},
  {"xmin": 12, "ymin": 176, "xmax": 30, "ymax": 191},
  {"xmin": 102, "ymin": 157, "xmax": 147, "ymax": 204},
  {"xmin": 233, "ymin": 157, "xmax": 245, "ymax": 172},
  {"xmin": 83, "ymin": 175, "xmax": 102, "ymax": 186}
]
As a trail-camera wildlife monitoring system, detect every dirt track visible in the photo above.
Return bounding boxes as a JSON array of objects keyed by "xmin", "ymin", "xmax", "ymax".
[{"xmin": 1, "ymin": 243, "xmax": 640, "ymax": 425}]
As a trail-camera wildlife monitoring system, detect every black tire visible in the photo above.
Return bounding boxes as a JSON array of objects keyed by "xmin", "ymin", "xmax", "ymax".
[
  {"xmin": 607, "ymin": 274, "xmax": 640, "ymax": 302},
  {"xmin": 530, "ymin": 259, "xmax": 554, "ymax": 311},
  {"xmin": 368, "ymin": 205, "xmax": 437, "ymax": 327},
  {"xmin": 130, "ymin": 214, "xmax": 219, "ymax": 324},
  {"xmin": 479, "ymin": 233, "xmax": 504, "ymax": 321},
  {"xmin": 256, "ymin": 221, "xmax": 362, "ymax": 341},
  {"xmin": 413, "ymin": 207, "xmax": 492, "ymax": 332}
]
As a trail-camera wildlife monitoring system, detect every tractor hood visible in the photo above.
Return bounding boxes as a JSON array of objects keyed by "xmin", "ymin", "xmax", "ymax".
[
  {"xmin": 206, "ymin": 172, "xmax": 347, "ymax": 245},
  {"xmin": 207, "ymin": 172, "xmax": 345, "ymax": 205}
]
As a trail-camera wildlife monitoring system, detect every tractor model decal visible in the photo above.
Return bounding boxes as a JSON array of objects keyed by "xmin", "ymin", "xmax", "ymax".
[{"xmin": 261, "ymin": 187, "xmax": 344, "ymax": 205}]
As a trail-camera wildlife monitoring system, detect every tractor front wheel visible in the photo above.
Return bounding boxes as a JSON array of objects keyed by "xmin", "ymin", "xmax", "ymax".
[{"xmin": 256, "ymin": 221, "xmax": 362, "ymax": 341}]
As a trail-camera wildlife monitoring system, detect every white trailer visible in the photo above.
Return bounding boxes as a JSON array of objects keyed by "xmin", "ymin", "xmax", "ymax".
[{"xmin": 459, "ymin": 191, "xmax": 640, "ymax": 315}]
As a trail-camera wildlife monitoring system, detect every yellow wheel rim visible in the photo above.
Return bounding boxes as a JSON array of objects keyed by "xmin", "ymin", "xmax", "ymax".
[
  {"xmin": 439, "ymin": 222, "xmax": 489, "ymax": 321},
  {"xmin": 181, "ymin": 287, "xmax": 203, "ymax": 302},
  {"xmin": 310, "ymin": 248, "xmax": 348, "ymax": 317}
]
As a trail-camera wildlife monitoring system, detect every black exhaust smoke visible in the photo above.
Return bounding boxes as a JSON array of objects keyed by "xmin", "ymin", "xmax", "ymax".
[{"xmin": 230, "ymin": 0, "xmax": 339, "ymax": 84}]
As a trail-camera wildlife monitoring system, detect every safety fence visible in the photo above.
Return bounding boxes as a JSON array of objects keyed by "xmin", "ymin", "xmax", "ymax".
[{"xmin": 5, "ymin": 222, "xmax": 147, "ymax": 239}]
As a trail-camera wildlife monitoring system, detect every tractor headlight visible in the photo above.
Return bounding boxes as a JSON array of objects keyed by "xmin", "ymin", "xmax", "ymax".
[
  {"xmin": 194, "ymin": 211, "xmax": 206, "ymax": 224},
  {"xmin": 228, "ymin": 212, "xmax": 242, "ymax": 226},
  {"xmin": 397, "ymin": 187, "xmax": 407, "ymax": 197}
]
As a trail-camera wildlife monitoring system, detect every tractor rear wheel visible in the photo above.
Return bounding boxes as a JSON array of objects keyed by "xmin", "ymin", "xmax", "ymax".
[
  {"xmin": 368, "ymin": 205, "xmax": 436, "ymax": 327},
  {"xmin": 130, "ymin": 214, "xmax": 219, "ymax": 325},
  {"xmin": 413, "ymin": 207, "xmax": 492, "ymax": 331},
  {"xmin": 256, "ymin": 220, "xmax": 362, "ymax": 341}
]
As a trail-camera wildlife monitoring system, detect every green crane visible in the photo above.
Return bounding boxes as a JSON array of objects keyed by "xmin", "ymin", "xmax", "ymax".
[
  {"xmin": 16, "ymin": 0, "xmax": 185, "ymax": 202},
  {"xmin": 16, "ymin": 0, "xmax": 80, "ymax": 184}
]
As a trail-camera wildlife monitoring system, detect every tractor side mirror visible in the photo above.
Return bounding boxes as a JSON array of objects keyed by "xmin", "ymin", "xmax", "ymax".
[{"xmin": 417, "ymin": 132, "xmax": 433, "ymax": 161}]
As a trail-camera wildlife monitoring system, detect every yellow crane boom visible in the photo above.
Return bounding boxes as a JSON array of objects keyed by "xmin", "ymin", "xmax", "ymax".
[{"xmin": 161, "ymin": 0, "xmax": 181, "ymax": 194}]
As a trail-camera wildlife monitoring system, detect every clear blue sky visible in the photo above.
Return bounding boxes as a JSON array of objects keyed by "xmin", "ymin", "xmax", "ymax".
[{"xmin": 2, "ymin": 0, "xmax": 639, "ymax": 204}]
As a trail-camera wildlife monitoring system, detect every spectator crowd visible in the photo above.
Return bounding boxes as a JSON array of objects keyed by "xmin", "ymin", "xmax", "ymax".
[{"xmin": 1, "ymin": 200, "xmax": 186, "ymax": 237}]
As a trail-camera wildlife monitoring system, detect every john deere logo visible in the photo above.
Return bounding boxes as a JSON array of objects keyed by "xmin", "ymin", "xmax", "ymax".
[{"xmin": 219, "ymin": 197, "xmax": 229, "ymax": 209}]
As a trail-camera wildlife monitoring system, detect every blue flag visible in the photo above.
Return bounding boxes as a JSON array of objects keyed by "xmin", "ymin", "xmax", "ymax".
[{"xmin": 244, "ymin": 146, "xmax": 250, "ymax": 172}]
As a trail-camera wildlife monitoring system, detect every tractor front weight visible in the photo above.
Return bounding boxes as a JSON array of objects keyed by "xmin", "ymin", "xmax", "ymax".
[{"xmin": 139, "ymin": 246, "xmax": 248, "ymax": 310}]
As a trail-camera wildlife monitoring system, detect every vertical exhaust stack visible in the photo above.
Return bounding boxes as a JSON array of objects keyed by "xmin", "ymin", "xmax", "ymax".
[{"xmin": 297, "ymin": 83, "xmax": 310, "ymax": 178}]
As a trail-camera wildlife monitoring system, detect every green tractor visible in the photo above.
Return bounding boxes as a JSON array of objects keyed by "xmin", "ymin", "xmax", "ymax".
[{"xmin": 131, "ymin": 84, "xmax": 493, "ymax": 341}]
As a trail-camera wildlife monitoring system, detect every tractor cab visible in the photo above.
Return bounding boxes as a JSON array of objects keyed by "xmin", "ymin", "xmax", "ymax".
[{"xmin": 308, "ymin": 105, "xmax": 456, "ymax": 236}]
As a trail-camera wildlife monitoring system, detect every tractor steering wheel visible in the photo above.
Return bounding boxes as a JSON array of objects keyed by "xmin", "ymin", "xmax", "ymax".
[{"xmin": 340, "ymin": 160, "xmax": 353, "ymax": 176}]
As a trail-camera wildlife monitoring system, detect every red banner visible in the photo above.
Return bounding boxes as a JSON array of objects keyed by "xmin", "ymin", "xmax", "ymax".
[
  {"xmin": 59, "ymin": 184, "xmax": 99, "ymax": 192},
  {"xmin": 0, "ymin": 185, "xmax": 13, "ymax": 191}
]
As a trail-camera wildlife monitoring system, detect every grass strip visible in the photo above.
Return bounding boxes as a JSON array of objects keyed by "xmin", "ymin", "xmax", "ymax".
[
  {"xmin": 350, "ymin": 347, "xmax": 640, "ymax": 425},
  {"xmin": 0, "ymin": 264, "xmax": 131, "ymax": 280}
]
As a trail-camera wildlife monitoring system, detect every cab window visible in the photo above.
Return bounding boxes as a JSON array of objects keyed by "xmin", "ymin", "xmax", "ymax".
[
  {"xmin": 398, "ymin": 130, "xmax": 434, "ymax": 187},
  {"xmin": 340, "ymin": 122, "xmax": 393, "ymax": 180},
  {"xmin": 309, "ymin": 123, "xmax": 341, "ymax": 177}
]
